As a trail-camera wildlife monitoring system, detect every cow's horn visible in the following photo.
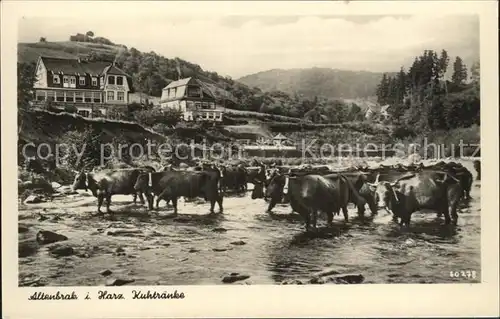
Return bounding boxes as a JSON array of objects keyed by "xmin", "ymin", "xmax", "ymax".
[{"xmin": 375, "ymin": 173, "xmax": 380, "ymax": 183}]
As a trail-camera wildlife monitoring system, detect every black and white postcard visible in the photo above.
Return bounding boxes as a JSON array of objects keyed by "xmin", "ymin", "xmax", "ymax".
[{"xmin": 2, "ymin": 1, "xmax": 499, "ymax": 318}]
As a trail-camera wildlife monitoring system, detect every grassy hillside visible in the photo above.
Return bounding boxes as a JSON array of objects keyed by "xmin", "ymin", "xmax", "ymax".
[
  {"xmin": 238, "ymin": 67, "xmax": 396, "ymax": 100},
  {"xmin": 18, "ymin": 41, "xmax": 120, "ymax": 64}
]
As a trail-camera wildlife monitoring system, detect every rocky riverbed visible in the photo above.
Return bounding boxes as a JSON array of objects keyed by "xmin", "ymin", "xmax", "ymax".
[{"xmin": 18, "ymin": 161, "xmax": 481, "ymax": 286}]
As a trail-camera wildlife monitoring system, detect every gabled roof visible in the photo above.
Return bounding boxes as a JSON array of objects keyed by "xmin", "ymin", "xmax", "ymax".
[
  {"xmin": 104, "ymin": 64, "xmax": 130, "ymax": 77},
  {"xmin": 161, "ymin": 77, "xmax": 216, "ymax": 102},
  {"xmin": 273, "ymin": 133, "xmax": 287, "ymax": 140},
  {"xmin": 164, "ymin": 77, "xmax": 197, "ymax": 89},
  {"xmin": 38, "ymin": 56, "xmax": 129, "ymax": 77}
]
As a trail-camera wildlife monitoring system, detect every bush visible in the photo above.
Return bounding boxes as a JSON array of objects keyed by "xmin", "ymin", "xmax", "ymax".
[
  {"xmin": 58, "ymin": 127, "xmax": 108, "ymax": 170},
  {"xmin": 18, "ymin": 170, "xmax": 54, "ymax": 199},
  {"xmin": 392, "ymin": 125, "xmax": 417, "ymax": 140},
  {"xmin": 64, "ymin": 104, "xmax": 78, "ymax": 114},
  {"xmin": 134, "ymin": 108, "xmax": 182, "ymax": 127}
]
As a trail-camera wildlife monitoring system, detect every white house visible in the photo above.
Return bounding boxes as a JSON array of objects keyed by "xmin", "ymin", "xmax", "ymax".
[{"xmin": 159, "ymin": 77, "xmax": 223, "ymax": 122}]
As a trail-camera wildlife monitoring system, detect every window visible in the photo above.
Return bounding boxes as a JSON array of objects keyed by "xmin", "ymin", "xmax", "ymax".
[
  {"xmin": 70, "ymin": 77, "xmax": 76, "ymax": 85},
  {"xmin": 36, "ymin": 91, "xmax": 46, "ymax": 101},
  {"xmin": 100, "ymin": 76, "xmax": 104, "ymax": 85},
  {"xmin": 79, "ymin": 77, "xmax": 85, "ymax": 85},
  {"xmin": 93, "ymin": 92, "xmax": 101, "ymax": 103},
  {"xmin": 117, "ymin": 76, "xmax": 123, "ymax": 85},
  {"xmin": 84, "ymin": 92, "xmax": 92, "ymax": 103},
  {"xmin": 195, "ymin": 102, "xmax": 201, "ymax": 109},
  {"xmin": 63, "ymin": 76, "xmax": 69, "ymax": 84},
  {"xmin": 75, "ymin": 92, "xmax": 83, "ymax": 103},
  {"xmin": 92, "ymin": 77, "xmax": 97, "ymax": 86},
  {"xmin": 53, "ymin": 75, "xmax": 60, "ymax": 84},
  {"xmin": 78, "ymin": 110, "xmax": 90, "ymax": 117},
  {"xmin": 108, "ymin": 76, "xmax": 115, "ymax": 85},
  {"xmin": 66, "ymin": 92, "xmax": 74, "ymax": 102},
  {"xmin": 187, "ymin": 86, "xmax": 202, "ymax": 98},
  {"xmin": 117, "ymin": 92, "xmax": 124, "ymax": 101},
  {"xmin": 56, "ymin": 93, "xmax": 64, "ymax": 102},
  {"xmin": 107, "ymin": 91, "xmax": 115, "ymax": 101},
  {"xmin": 46, "ymin": 91, "xmax": 55, "ymax": 101}
]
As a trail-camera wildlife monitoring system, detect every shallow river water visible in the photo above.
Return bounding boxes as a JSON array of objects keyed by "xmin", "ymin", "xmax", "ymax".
[{"xmin": 18, "ymin": 162, "xmax": 481, "ymax": 286}]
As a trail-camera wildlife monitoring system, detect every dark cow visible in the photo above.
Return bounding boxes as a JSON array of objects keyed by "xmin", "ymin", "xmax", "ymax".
[
  {"xmin": 422, "ymin": 162, "xmax": 473, "ymax": 199},
  {"xmin": 219, "ymin": 164, "xmax": 248, "ymax": 193},
  {"xmin": 265, "ymin": 173, "xmax": 363, "ymax": 231},
  {"xmin": 473, "ymin": 160, "xmax": 481, "ymax": 180},
  {"xmin": 134, "ymin": 169, "xmax": 223, "ymax": 216},
  {"xmin": 156, "ymin": 162, "xmax": 222, "ymax": 208},
  {"xmin": 71, "ymin": 166, "xmax": 156, "ymax": 214},
  {"xmin": 367, "ymin": 170, "xmax": 463, "ymax": 228},
  {"xmin": 323, "ymin": 172, "xmax": 378, "ymax": 217}
]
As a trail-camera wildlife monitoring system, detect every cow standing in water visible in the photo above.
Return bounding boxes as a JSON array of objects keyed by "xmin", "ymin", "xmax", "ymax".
[
  {"xmin": 134, "ymin": 169, "xmax": 223, "ymax": 216},
  {"xmin": 71, "ymin": 166, "xmax": 156, "ymax": 214},
  {"xmin": 367, "ymin": 171, "xmax": 463, "ymax": 228},
  {"xmin": 323, "ymin": 172, "xmax": 378, "ymax": 218},
  {"xmin": 264, "ymin": 171, "xmax": 364, "ymax": 231},
  {"xmin": 219, "ymin": 164, "xmax": 248, "ymax": 193},
  {"xmin": 424, "ymin": 161, "xmax": 473, "ymax": 200}
]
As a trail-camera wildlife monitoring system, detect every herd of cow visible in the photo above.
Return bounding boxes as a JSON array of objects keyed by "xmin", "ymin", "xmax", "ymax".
[{"xmin": 71, "ymin": 159, "xmax": 480, "ymax": 232}]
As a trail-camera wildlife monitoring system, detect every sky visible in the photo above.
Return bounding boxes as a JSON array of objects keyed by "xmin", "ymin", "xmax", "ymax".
[{"xmin": 18, "ymin": 15, "xmax": 479, "ymax": 79}]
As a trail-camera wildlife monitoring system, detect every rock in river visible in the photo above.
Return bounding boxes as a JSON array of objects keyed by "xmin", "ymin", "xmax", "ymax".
[
  {"xmin": 106, "ymin": 278, "xmax": 135, "ymax": 286},
  {"xmin": 107, "ymin": 228, "xmax": 143, "ymax": 237},
  {"xmin": 24, "ymin": 195, "xmax": 44, "ymax": 204},
  {"xmin": 48, "ymin": 244, "xmax": 74, "ymax": 257},
  {"xmin": 230, "ymin": 240, "xmax": 246, "ymax": 246},
  {"xmin": 36, "ymin": 230, "xmax": 68, "ymax": 245},
  {"xmin": 212, "ymin": 227, "xmax": 227, "ymax": 233},
  {"xmin": 323, "ymin": 273, "xmax": 365, "ymax": 284},
  {"xmin": 222, "ymin": 273, "xmax": 250, "ymax": 283},
  {"xmin": 281, "ymin": 279, "xmax": 304, "ymax": 285},
  {"xmin": 100, "ymin": 269, "xmax": 113, "ymax": 277},
  {"xmin": 19, "ymin": 225, "xmax": 30, "ymax": 233},
  {"xmin": 51, "ymin": 182, "xmax": 62, "ymax": 190}
]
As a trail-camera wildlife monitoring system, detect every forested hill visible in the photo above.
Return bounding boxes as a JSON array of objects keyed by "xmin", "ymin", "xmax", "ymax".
[
  {"xmin": 237, "ymin": 68, "xmax": 394, "ymax": 99},
  {"xmin": 18, "ymin": 40, "xmax": 250, "ymax": 106},
  {"xmin": 18, "ymin": 39, "xmax": 368, "ymax": 120}
]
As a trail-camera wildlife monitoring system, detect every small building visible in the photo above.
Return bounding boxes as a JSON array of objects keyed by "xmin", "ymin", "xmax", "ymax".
[
  {"xmin": 379, "ymin": 104, "xmax": 391, "ymax": 121},
  {"xmin": 32, "ymin": 56, "xmax": 133, "ymax": 117},
  {"xmin": 272, "ymin": 133, "xmax": 289, "ymax": 147},
  {"xmin": 160, "ymin": 77, "xmax": 223, "ymax": 122}
]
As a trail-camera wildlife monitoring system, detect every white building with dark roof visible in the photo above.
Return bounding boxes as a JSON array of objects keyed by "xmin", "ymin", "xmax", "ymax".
[
  {"xmin": 160, "ymin": 77, "xmax": 223, "ymax": 122},
  {"xmin": 32, "ymin": 56, "xmax": 133, "ymax": 117}
]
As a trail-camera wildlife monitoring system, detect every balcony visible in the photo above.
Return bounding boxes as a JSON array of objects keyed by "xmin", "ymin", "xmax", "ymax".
[{"xmin": 192, "ymin": 110, "xmax": 223, "ymax": 122}]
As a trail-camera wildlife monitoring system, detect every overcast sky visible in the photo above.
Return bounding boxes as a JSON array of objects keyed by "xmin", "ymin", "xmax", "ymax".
[{"xmin": 18, "ymin": 15, "xmax": 479, "ymax": 78}]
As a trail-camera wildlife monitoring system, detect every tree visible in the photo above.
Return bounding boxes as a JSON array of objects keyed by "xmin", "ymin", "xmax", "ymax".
[
  {"xmin": 86, "ymin": 31, "xmax": 94, "ymax": 37},
  {"xmin": 376, "ymin": 73, "xmax": 389, "ymax": 105},
  {"xmin": 470, "ymin": 61, "xmax": 480, "ymax": 85},
  {"xmin": 39, "ymin": 37, "xmax": 46, "ymax": 42},
  {"xmin": 451, "ymin": 56, "xmax": 468, "ymax": 86},
  {"xmin": 437, "ymin": 49, "xmax": 450, "ymax": 80},
  {"xmin": 18, "ymin": 62, "xmax": 36, "ymax": 109}
]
